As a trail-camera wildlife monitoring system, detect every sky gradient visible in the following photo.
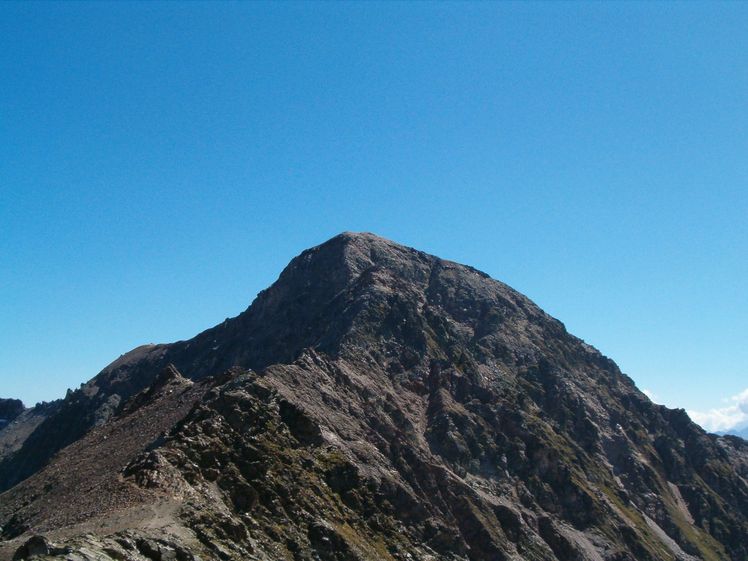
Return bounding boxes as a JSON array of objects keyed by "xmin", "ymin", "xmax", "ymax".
[{"xmin": 1, "ymin": 2, "xmax": 746, "ymax": 432}]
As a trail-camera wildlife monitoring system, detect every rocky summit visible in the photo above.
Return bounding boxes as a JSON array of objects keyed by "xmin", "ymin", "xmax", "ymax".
[{"xmin": 0, "ymin": 232, "xmax": 746, "ymax": 561}]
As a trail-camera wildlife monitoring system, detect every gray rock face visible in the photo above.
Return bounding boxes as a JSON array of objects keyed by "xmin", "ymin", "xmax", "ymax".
[{"xmin": 0, "ymin": 233, "xmax": 746, "ymax": 561}]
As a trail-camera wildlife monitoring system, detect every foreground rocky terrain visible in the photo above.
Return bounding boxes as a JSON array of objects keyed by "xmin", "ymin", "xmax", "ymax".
[{"xmin": 1, "ymin": 232, "xmax": 746, "ymax": 560}]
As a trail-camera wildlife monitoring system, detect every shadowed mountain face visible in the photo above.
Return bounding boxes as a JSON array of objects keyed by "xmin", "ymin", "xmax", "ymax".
[
  {"xmin": 0, "ymin": 232, "xmax": 746, "ymax": 561},
  {"xmin": 0, "ymin": 401, "xmax": 24, "ymax": 430}
]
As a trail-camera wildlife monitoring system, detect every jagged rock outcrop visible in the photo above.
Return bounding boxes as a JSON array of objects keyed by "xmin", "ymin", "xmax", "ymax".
[
  {"xmin": 0, "ymin": 401, "xmax": 24, "ymax": 428},
  {"xmin": 0, "ymin": 233, "xmax": 746, "ymax": 561}
]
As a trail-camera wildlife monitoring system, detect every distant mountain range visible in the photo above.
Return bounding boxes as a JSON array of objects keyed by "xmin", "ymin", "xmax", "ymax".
[
  {"xmin": 1, "ymin": 233, "xmax": 746, "ymax": 561},
  {"xmin": 720, "ymin": 427, "xmax": 748, "ymax": 441}
]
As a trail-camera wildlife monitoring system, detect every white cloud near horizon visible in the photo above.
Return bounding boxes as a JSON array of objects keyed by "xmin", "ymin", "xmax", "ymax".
[
  {"xmin": 688, "ymin": 387, "xmax": 748, "ymax": 433},
  {"xmin": 642, "ymin": 388, "xmax": 658, "ymax": 402}
]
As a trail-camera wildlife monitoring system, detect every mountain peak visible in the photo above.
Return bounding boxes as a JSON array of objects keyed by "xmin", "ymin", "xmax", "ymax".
[
  {"xmin": 322, "ymin": 230, "xmax": 398, "ymax": 246},
  {"xmin": 283, "ymin": 231, "xmax": 427, "ymax": 285},
  {"xmin": 2, "ymin": 234, "xmax": 746, "ymax": 561},
  {"xmin": 327, "ymin": 230, "xmax": 389, "ymax": 244}
]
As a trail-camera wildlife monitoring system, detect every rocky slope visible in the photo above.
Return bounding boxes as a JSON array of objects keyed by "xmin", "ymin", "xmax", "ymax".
[{"xmin": 0, "ymin": 232, "xmax": 746, "ymax": 561}]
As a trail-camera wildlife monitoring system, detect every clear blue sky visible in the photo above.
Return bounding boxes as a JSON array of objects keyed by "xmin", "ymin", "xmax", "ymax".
[{"xmin": 1, "ymin": 2, "xmax": 746, "ymax": 431}]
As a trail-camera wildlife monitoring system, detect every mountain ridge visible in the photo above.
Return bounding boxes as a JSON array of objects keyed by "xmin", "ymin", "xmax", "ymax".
[
  {"xmin": 1, "ymin": 232, "xmax": 746, "ymax": 561},
  {"xmin": 0, "ymin": 231, "xmax": 556, "ymax": 490}
]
